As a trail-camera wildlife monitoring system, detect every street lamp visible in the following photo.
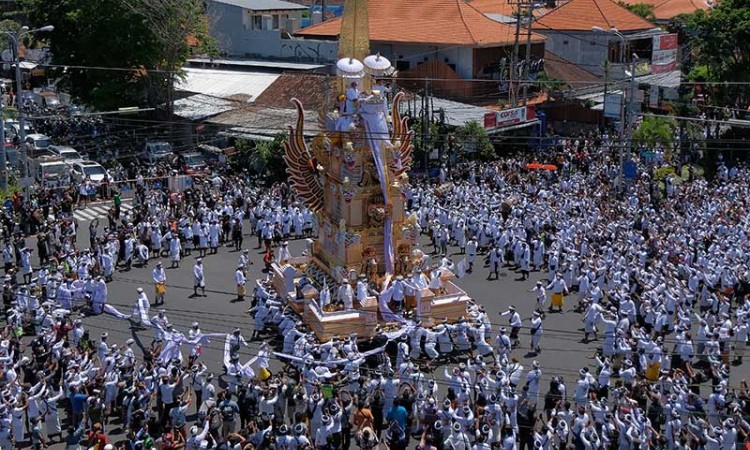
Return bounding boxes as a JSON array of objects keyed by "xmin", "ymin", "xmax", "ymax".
[
  {"xmin": 624, "ymin": 52, "xmax": 639, "ymax": 186},
  {"xmin": 0, "ymin": 25, "xmax": 54, "ymax": 192},
  {"xmin": 593, "ymin": 25, "xmax": 627, "ymax": 191}
]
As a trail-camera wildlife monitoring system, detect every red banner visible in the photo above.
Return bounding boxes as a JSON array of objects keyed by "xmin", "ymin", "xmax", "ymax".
[
  {"xmin": 483, "ymin": 112, "xmax": 497, "ymax": 129},
  {"xmin": 654, "ymin": 33, "xmax": 678, "ymax": 51}
]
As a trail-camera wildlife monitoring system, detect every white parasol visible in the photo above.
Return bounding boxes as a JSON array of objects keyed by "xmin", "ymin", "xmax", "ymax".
[
  {"xmin": 336, "ymin": 57, "xmax": 365, "ymax": 78},
  {"xmin": 364, "ymin": 53, "xmax": 393, "ymax": 76}
]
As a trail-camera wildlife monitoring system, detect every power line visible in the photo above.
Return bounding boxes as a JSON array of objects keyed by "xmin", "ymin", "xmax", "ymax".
[{"xmin": 32, "ymin": 61, "xmax": 750, "ymax": 86}]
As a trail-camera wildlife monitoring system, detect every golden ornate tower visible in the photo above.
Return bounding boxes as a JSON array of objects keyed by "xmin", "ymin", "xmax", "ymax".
[
  {"xmin": 277, "ymin": 0, "xmax": 475, "ymax": 338},
  {"xmin": 283, "ymin": 0, "xmax": 414, "ymax": 285},
  {"xmin": 337, "ymin": 0, "xmax": 371, "ymax": 92}
]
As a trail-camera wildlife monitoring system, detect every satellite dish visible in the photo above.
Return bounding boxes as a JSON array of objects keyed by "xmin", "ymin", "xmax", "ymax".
[{"xmin": 1, "ymin": 50, "xmax": 12, "ymax": 62}]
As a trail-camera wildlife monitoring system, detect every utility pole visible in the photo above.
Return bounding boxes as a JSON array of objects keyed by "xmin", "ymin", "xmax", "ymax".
[
  {"xmin": 509, "ymin": 0, "xmax": 522, "ymax": 107},
  {"xmin": 624, "ymin": 53, "xmax": 638, "ymax": 191},
  {"xmin": 601, "ymin": 59, "xmax": 609, "ymax": 129},
  {"xmin": 323, "ymin": 74, "xmax": 331, "ymax": 113},
  {"xmin": 0, "ymin": 99, "xmax": 5, "ymax": 191},
  {"xmin": 422, "ymin": 79, "xmax": 430, "ymax": 170},
  {"xmin": 521, "ymin": 3, "xmax": 534, "ymax": 106},
  {"xmin": 509, "ymin": 0, "xmax": 534, "ymax": 107},
  {"xmin": 2, "ymin": 25, "xmax": 54, "ymax": 196},
  {"xmin": 437, "ymin": 108, "xmax": 446, "ymax": 162}
]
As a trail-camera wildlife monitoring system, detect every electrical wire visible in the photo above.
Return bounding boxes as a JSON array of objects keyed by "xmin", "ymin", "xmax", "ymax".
[{"xmin": 19, "ymin": 104, "xmax": 741, "ymax": 152}]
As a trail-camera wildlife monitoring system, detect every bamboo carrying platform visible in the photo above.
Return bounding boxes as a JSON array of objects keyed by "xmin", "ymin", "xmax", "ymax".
[{"xmin": 269, "ymin": 260, "xmax": 471, "ymax": 341}]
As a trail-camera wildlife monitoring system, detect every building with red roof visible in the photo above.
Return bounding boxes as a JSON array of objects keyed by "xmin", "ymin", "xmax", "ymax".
[
  {"xmin": 619, "ymin": 0, "xmax": 714, "ymax": 21},
  {"xmin": 295, "ymin": 0, "xmax": 546, "ymax": 87},
  {"xmin": 532, "ymin": 0, "xmax": 659, "ymax": 79}
]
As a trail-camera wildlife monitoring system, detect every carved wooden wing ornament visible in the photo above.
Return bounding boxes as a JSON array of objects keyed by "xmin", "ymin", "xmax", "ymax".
[
  {"xmin": 390, "ymin": 92, "xmax": 414, "ymax": 178},
  {"xmin": 283, "ymin": 98, "xmax": 325, "ymax": 212}
]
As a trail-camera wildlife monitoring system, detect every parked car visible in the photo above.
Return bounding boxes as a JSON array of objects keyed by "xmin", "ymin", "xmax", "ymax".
[
  {"xmin": 4, "ymin": 119, "xmax": 36, "ymax": 139},
  {"xmin": 24, "ymin": 134, "xmax": 53, "ymax": 156},
  {"xmin": 30, "ymin": 154, "xmax": 71, "ymax": 188},
  {"xmin": 3, "ymin": 142, "xmax": 19, "ymax": 168},
  {"xmin": 198, "ymin": 144, "xmax": 228, "ymax": 164},
  {"xmin": 69, "ymin": 160, "xmax": 111, "ymax": 184},
  {"xmin": 138, "ymin": 141, "xmax": 175, "ymax": 165},
  {"xmin": 177, "ymin": 151, "xmax": 209, "ymax": 175},
  {"xmin": 49, "ymin": 145, "xmax": 85, "ymax": 163},
  {"xmin": 33, "ymin": 91, "xmax": 61, "ymax": 108}
]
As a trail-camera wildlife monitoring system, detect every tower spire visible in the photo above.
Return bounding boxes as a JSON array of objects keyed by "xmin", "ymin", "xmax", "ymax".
[{"xmin": 337, "ymin": 0, "xmax": 371, "ymax": 93}]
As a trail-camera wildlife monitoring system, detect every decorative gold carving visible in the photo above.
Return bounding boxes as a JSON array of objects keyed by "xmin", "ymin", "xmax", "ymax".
[
  {"xmin": 367, "ymin": 204, "xmax": 391, "ymax": 227},
  {"xmin": 394, "ymin": 243, "xmax": 413, "ymax": 276},
  {"xmin": 360, "ymin": 247, "xmax": 380, "ymax": 284},
  {"xmin": 283, "ymin": 99, "xmax": 324, "ymax": 212},
  {"xmin": 389, "ymin": 92, "xmax": 414, "ymax": 179}
]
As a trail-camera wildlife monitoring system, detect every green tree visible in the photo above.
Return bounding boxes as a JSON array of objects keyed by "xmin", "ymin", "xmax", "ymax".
[
  {"xmin": 124, "ymin": 0, "xmax": 217, "ymax": 115},
  {"xmin": 618, "ymin": 2, "xmax": 656, "ymax": 20},
  {"xmin": 234, "ymin": 133, "xmax": 288, "ymax": 183},
  {"xmin": 535, "ymin": 72, "xmax": 564, "ymax": 95},
  {"xmin": 458, "ymin": 120, "xmax": 495, "ymax": 161},
  {"xmin": 632, "ymin": 116, "xmax": 676, "ymax": 148},
  {"xmin": 0, "ymin": 19, "xmax": 20, "ymax": 48},
  {"xmin": 410, "ymin": 120, "xmax": 440, "ymax": 169},
  {"xmin": 686, "ymin": 0, "xmax": 750, "ymax": 104},
  {"xmin": 23, "ymin": 0, "xmax": 215, "ymax": 112}
]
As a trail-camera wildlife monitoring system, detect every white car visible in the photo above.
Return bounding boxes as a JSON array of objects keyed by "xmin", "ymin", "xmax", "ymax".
[
  {"xmin": 24, "ymin": 133, "xmax": 53, "ymax": 154},
  {"xmin": 69, "ymin": 160, "xmax": 110, "ymax": 184},
  {"xmin": 4, "ymin": 119, "xmax": 35, "ymax": 138},
  {"xmin": 49, "ymin": 145, "xmax": 84, "ymax": 163}
]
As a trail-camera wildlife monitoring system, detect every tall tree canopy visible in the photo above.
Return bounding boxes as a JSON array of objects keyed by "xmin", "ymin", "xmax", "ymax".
[
  {"xmin": 618, "ymin": 2, "xmax": 656, "ymax": 20},
  {"xmin": 23, "ymin": 0, "xmax": 214, "ymax": 111},
  {"xmin": 687, "ymin": 0, "xmax": 750, "ymax": 103}
]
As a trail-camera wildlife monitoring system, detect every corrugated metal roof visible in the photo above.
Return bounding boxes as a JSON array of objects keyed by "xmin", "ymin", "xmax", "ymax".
[
  {"xmin": 173, "ymin": 94, "xmax": 237, "ymax": 121},
  {"xmin": 209, "ymin": 105, "xmax": 320, "ymax": 138},
  {"xmin": 635, "ymin": 70, "xmax": 681, "ymax": 89},
  {"xmin": 413, "ymin": 96, "xmax": 497, "ymax": 127},
  {"xmin": 211, "ymin": 0, "xmax": 308, "ymax": 10},
  {"xmin": 176, "ymin": 68, "xmax": 280, "ymax": 101}
]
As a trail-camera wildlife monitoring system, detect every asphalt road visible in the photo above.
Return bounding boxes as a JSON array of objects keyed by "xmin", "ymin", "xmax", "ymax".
[{"xmin": 32, "ymin": 202, "xmax": 750, "ymax": 448}]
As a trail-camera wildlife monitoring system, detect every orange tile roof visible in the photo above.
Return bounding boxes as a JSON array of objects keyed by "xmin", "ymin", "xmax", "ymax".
[
  {"xmin": 295, "ymin": 0, "xmax": 546, "ymax": 46},
  {"xmin": 470, "ymin": 0, "xmax": 517, "ymax": 16},
  {"xmin": 534, "ymin": 0, "xmax": 656, "ymax": 32},
  {"xmin": 619, "ymin": 0, "xmax": 712, "ymax": 20}
]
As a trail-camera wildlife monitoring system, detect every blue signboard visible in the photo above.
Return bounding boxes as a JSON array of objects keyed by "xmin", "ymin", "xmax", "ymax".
[{"xmin": 623, "ymin": 160, "xmax": 637, "ymax": 179}]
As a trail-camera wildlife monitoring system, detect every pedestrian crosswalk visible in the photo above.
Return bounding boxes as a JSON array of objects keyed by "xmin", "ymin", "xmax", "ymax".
[{"xmin": 71, "ymin": 200, "xmax": 134, "ymax": 223}]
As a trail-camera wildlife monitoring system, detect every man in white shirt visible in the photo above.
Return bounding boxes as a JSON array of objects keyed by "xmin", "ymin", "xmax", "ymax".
[
  {"xmin": 337, "ymin": 278, "xmax": 354, "ymax": 310},
  {"xmin": 501, "ymin": 306, "xmax": 523, "ymax": 348},
  {"xmin": 193, "ymin": 259, "xmax": 205, "ymax": 297},
  {"xmin": 529, "ymin": 281, "xmax": 547, "ymax": 316},
  {"xmin": 345, "ymin": 81, "xmax": 360, "ymax": 115},
  {"xmin": 186, "ymin": 420, "xmax": 210, "ymax": 450},
  {"xmin": 235, "ymin": 264, "xmax": 246, "ymax": 302},
  {"xmin": 159, "ymin": 371, "xmax": 186, "ymax": 425},
  {"xmin": 547, "ymin": 273, "xmax": 569, "ymax": 313},
  {"xmin": 152, "ymin": 261, "xmax": 166, "ymax": 305},
  {"xmin": 466, "ymin": 237, "xmax": 478, "ymax": 272}
]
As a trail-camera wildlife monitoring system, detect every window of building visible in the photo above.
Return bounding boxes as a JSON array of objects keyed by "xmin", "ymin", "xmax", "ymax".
[
  {"xmin": 252, "ymin": 15, "xmax": 263, "ymax": 30},
  {"xmin": 395, "ymin": 60, "xmax": 410, "ymax": 71},
  {"xmin": 272, "ymin": 14, "xmax": 280, "ymax": 29},
  {"xmin": 563, "ymin": 40, "xmax": 569, "ymax": 45}
]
